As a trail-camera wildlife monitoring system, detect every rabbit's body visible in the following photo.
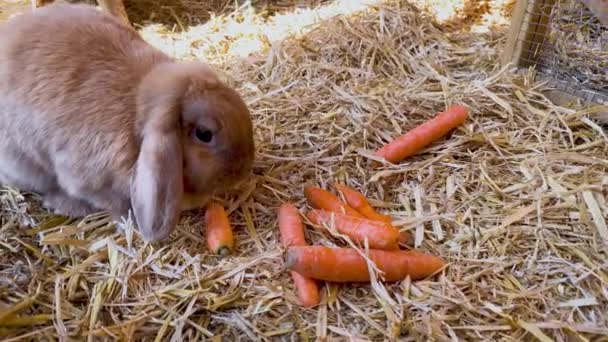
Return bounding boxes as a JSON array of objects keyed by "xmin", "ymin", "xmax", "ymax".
[
  {"xmin": 0, "ymin": 5, "xmax": 151, "ymax": 215},
  {"xmin": 0, "ymin": 4, "xmax": 255, "ymax": 241}
]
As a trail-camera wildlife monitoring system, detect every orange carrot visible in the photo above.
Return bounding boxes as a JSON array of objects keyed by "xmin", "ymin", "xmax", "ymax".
[
  {"xmin": 284, "ymin": 246, "xmax": 446, "ymax": 282},
  {"xmin": 278, "ymin": 203, "xmax": 309, "ymax": 248},
  {"xmin": 278, "ymin": 203, "xmax": 320, "ymax": 308},
  {"xmin": 204, "ymin": 202, "xmax": 234, "ymax": 256},
  {"xmin": 375, "ymin": 105, "xmax": 469, "ymax": 163},
  {"xmin": 304, "ymin": 185, "xmax": 364, "ymax": 218},
  {"xmin": 332, "ymin": 183, "xmax": 392, "ymax": 223},
  {"xmin": 289, "ymin": 271, "xmax": 319, "ymax": 307},
  {"xmin": 306, "ymin": 209, "xmax": 400, "ymax": 250}
]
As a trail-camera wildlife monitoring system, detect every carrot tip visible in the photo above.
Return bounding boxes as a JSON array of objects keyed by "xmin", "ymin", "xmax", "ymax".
[
  {"xmin": 284, "ymin": 249, "xmax": 297, "ymax": 269},
  {"xmin": 299, "ymin": 298, "xmax": 320, "ymax": 308},
  {"xmin": 216, "ymin": 246, "xmax": 232, "ymax": 256},
  {"xmin": 301, "ymin": 302, "xmax": 318, "ymax": 308}
]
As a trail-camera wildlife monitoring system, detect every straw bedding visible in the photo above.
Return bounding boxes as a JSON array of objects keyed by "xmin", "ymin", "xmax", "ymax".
[{"xmin": 1, "ymin": 0, "xmax": 607, "ymax": 340}]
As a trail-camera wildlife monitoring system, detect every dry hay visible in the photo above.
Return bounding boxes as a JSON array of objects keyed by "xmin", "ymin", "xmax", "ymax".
[
  {"xmin": 123, "ymin": 0, "xmax": 333, "ymax": 29},
  {"xmin": 533, "ymin": 0, "xmax": 608, "ymax": 95},
  {"xmin": 0, "ymin": 0, "xmax": 332, "ymax": 29},
  {"xmin": 1, "ymin": 0, "xmax": 608, "ymax": 341},
  {"xmin": 407, "ymin": 0, "xmax": 516, "ymax": 31}
]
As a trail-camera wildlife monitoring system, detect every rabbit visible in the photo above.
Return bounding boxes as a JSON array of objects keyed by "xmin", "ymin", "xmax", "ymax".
[
  {"xmin": 0, "ymin": 3, "xmax": 255, "ymax": 242},
  {"xmin": 34, "ymin": 0, "xmax": 130, "ymax": 26}
]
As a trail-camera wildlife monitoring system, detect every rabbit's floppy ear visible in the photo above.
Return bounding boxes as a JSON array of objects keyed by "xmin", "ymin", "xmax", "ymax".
[
  {"xmin": 130, "ymin": 126, "xmax": 183, "ymax": 242},
  {"xmin": 130, "ymin": 63, "xmax": 188, "ymax": 242}
]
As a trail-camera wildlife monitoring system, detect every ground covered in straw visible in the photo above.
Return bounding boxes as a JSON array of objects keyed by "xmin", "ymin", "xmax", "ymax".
[{"xmin": 1, "ymin": 0, "xmax": 607, "ymax": 340}]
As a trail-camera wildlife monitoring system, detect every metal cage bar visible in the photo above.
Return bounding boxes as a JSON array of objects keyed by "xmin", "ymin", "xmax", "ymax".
[{"xmin": 502, "ymin": 0, "xmax": 608, "ymax": 106}]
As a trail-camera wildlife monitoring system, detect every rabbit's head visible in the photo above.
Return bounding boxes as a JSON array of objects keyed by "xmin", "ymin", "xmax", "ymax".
[{"xmin": 131, "ymin": 61, "xmax": 254, "ymax": 242}]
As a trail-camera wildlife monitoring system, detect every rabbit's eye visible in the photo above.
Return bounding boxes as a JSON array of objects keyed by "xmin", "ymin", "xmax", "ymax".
[{"xmin": 194, "ymin": 127, "xmax": 213, "ymax": 143}]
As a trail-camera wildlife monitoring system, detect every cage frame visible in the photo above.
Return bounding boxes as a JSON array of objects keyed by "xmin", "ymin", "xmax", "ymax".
[{"xmin": 501, "ymin": 0, "xmax": 608, "ymax": 108}]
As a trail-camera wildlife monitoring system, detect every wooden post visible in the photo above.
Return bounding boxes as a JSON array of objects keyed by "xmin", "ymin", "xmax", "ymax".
[
  {"xmin": 501, "ymin": 0, "xmax": 530, "ymax": 67},
  {"xmin": 501, "ymin": 0, "xmax": 556, "ymax": 69}
]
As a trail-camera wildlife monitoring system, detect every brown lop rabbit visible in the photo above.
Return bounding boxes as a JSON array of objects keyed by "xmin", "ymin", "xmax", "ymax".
[{"xmin": 0, "ymin": 3, "xmax": 255, "ymax": 242}]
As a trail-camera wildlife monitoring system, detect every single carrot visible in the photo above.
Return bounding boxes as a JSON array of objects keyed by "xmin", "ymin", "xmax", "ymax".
[
  {"xmin": 204, "ymin": 202, "xmax": 234, "ymax": 256},
  {"xmin": 332, "ymin": 183, "xmax": 392, "ymax": 223},
  {"xmin": 304, "ymin": 185, "xmax": 364, "ymax": 218},
  {"xmin": 306, "ymin": 209, "xmax": 400, "ymax": 250},
  {"xmin": 331, "ymin": 183, "xmax": 413, "ymax": 246},
  {"xmin": 278, "ymin": 203, "xmax": 320, "ymax": 308},
  {"xmin": 278, "ymin": 202, "xmax": 309, "ymax": 247},
  {"xmin": 288, "ymin": 271, "xmax": 320, "ymax": 307},
  {"xmin": 284, "ymin": 246, "xmax": 446, "ymax": 282},
  {"xmin": 374, "ymin": 105, "xmax": 469, "ymax": 163}
]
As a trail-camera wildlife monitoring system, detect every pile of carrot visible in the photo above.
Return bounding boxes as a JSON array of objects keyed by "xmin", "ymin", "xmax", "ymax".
[
  {"xmin": 278, "ymin": 183, "xmax": 446, "ymax": 307},
  {"xmin": 203, "ymin": 106, "xmax": 465, "ymax": 307}
]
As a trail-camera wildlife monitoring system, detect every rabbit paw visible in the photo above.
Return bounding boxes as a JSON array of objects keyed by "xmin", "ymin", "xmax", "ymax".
[{"xmin": 43, "ymin": 193, "xmax": 97, "ymax": 218}]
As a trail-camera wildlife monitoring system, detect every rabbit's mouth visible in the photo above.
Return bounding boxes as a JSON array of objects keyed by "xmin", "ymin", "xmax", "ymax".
[
  {"xmin": 182, "ymin": 157, "xmax": 253, "ymax": 195},
  {"xmin": 183, "ymin": 173, "xmax": 228, "ymax": 196},
  {"xmin": 183, "ymin": 175, "xmax": 213, "ymax": 194},
  {"xmin": 180, "ymin": 192, "xmax": 210, "ymax": 212}
]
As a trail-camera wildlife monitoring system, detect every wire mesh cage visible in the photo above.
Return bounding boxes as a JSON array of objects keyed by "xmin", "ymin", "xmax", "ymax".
[{"xmin": 502, "ymin": 0, "xmax": 608, "ymax": 106}]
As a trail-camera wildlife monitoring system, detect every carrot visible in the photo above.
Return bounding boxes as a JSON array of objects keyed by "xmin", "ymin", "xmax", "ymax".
[
  {"xmin": 331, "ymin": 183, "xmax": 413, "ymax": 246},
  {"xmin": 288, "ymin": 271, "xmax": 320, "ymax": 308},
  {"xmin": 374, "ymin": 105, "xmax": 469, "ymax": 163},
  {"xmin": 278, "ymin": 203, "xmax": 308, "ymax": 247},
  {"xmin": 278, "ymin": 203, "xmax": 320, "ymax": 308},
  {"xmin": 204, "ymin": 202, "xmax": 234, "ymax": 256},
  {"xmin": 284, "ymin": 246, "xmax": 446, "ymax": 282},
  {"xmin": 304, "ymin": 185, "xmax": 364, "ymax": 218},
  {"xmin": 306, "ymin": 209, "xmax": 400, "ymax": 250},
  {"xmin": 332, "ymin": 183, "xmax": 392, "ymax": 223}
]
